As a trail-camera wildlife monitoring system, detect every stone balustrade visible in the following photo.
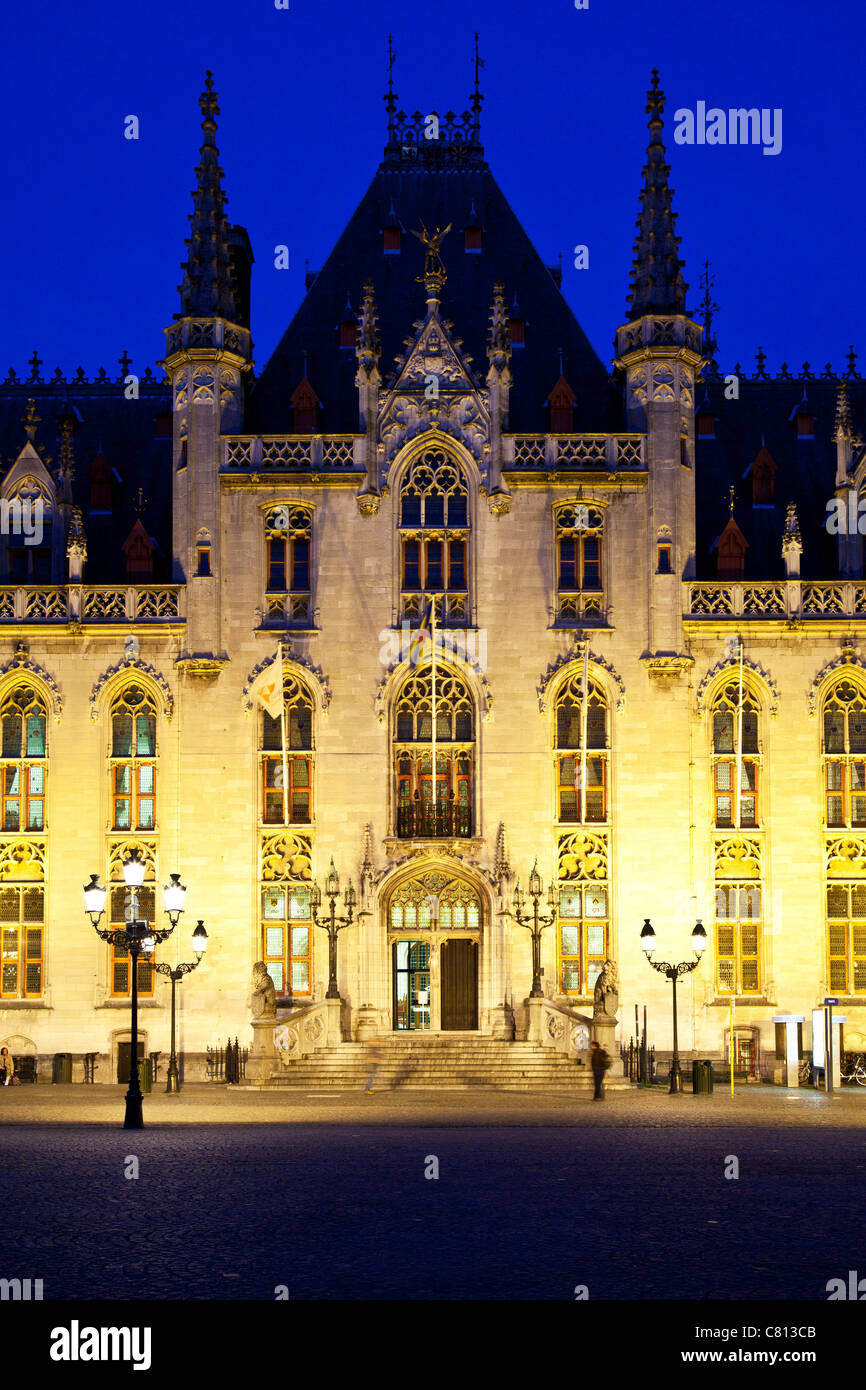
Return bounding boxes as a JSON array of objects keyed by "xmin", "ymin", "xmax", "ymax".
[
  {"xmin": 506, "ymin": 434, "xmax": 645, "ymax": 470},
  {"xmin": 0, "ymin": 586, "xmax": 183, "ymax": 623},
  {"xmin": 686, "ymin": 581, "xmax": 866, "ymax": 620}
]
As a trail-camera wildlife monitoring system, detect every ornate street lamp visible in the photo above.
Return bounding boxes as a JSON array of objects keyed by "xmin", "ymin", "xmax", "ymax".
[
  {"xmin": 154, "ymin": 920, "xmax": 209, "ymax": 1094},
  {"xmin": 512, "ymin": 860, "xmax": 557, "ymax": 998},
  {"xmin": 83, "ymin": 852, "xmax": 186, "ymax": 1129},
  {"xmin": 640, "ymin": 917, "xmax": 707, "ymax": 1094},
  {"xmin": 310, "ymin": 858, "xmax": 356, "ymax": 1000}
]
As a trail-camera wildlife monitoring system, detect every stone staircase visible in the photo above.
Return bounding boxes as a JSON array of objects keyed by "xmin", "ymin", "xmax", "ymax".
[{"xmin": 249, "ymin": 1036, "xmax": 595, "ymax": 1090}]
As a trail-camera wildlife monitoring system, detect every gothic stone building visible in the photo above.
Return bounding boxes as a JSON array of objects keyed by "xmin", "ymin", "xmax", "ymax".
[{"xmin": 0, "ymin": 67, "xmax": 864, "ymax": 1083}]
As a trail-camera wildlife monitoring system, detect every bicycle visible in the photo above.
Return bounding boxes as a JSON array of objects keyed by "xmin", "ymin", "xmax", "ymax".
[
  {"xmin": 798, "ymin": 1057, "xmax": 813, "ymax": 1086},
  {"xmin": 840, "ymin": 1052, "xmax": 866, "ymax": 1086}
]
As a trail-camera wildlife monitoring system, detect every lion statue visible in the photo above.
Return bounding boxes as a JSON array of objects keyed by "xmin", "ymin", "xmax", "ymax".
[
  {"xmin": 593, "ymin": 958, "xmax": 619, "ymax": 1019},
  {"xmin": 251, "ymin": 961, "xmax": 276, "ymax": 1020}
]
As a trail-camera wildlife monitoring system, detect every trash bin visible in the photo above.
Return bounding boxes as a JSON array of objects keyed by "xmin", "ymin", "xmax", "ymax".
[
  {"xmin": 702, "ymin": 1060, "xmax": 714, "ymax": 1094},
  {"xmin": 139, "ymin": 1057, "xmax": 152, "ymax": 1094},
  {"xmin": 52, "ymin": 1052, "xmax": 72, "ymax": 1084},
  {"xmin": 692, "ymin": 1059, "xmax": 713, "ymax": 1094}
]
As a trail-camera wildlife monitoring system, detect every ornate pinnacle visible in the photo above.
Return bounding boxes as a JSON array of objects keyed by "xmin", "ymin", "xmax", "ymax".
[
  {"xmin": 782, "ymin": 500, "xmax": 802, "ymax": 551},
  {"xmin": 22, "ymin": 398, "xmax": 40, "ymax": 441},
  {"xmin": 471, "ymin": 32, "xmax": 485, "ymax": 139},
  {"xmin": 66, "ymin": 506, "xmax": 87, "ymax": 563},
  {"xmin": 487, "ymin": 281, "xmax": 511, "ymax": 368},
  {"xmin": 626, "ymin": 69, "xmax": 687, "ymax": 319},
  {"xmin": 178, "ymin": 71, "xmax": 237, "ymax": 320},
  {"xmin": 835, "ymin": 379, "xmax": 852, "ymax": 439},
  {"xmin": 356, "ymin": 280, "xmax": 381, "ymax": 368},
  {"xmin": 56, "ymin": 411, "xmax": 76, "ymax": 501}
]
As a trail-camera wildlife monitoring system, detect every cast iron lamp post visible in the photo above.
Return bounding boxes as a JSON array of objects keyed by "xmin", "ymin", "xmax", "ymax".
[
  {"xmin": 640, "ymin": 918, "xmax": 707, "ymax": 1094},
  {"xmin": 153, "ymin": 920, "xmax": 209, "ymax": 1094},
  {"xmin": 83, "ymin": 853, "xmax": 186, "ymax": 1129},
  {"xmin": 310, "ymin": 859, "xmax": 356, "ymax": 1000},
  {"xmin": 512, "ymin": 860, "xmax": 557, "ymax": 999}
]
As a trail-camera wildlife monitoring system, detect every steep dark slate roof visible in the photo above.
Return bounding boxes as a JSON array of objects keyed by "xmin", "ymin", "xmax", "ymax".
[
  {"xmin": 0, "ymin": 380, "xmax": 172, "ymax": 582},
  {"xmin": 248, "ymin": 154, "xmax": 611, "ymax": 434},
  {"xmin": 694, "ymin": 374, "xmax": 866, "ymax": 580}
]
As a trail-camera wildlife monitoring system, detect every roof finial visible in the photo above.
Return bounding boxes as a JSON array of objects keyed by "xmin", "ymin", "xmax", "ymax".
[
  {"xmin": 411, "ymin": 223, "xmax": 452, "ymax": 312},
  {"xmin": 385, "ymin": 34, "xmax": 397, "ymax": 141},
  {"xmin": 626, "ymin": 69, "xmax": 687, "ymax": 319},
  {"xmin": 698, "ymin": 261, "xmax": 720, "ymax": 366},
  {"xmin": 471, "ymin": 32, "xmax": 485, "ymax": 139},
  {"xmin": 728, "ymin": 485, "xmax": 736, "ymax": 516}
]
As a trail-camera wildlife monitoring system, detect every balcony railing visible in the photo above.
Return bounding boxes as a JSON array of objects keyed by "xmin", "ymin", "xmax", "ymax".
[
  {"xmin": 0, "ymin": 586, "xmax": 183, "ymax": 623},
  {"xmin": 686, "ymin": 581, "xmax": 866, "ymax": 620},
  {"xmin": 506, "ymin": 435, "xmax": 645, "ymax": 471},
  {"xmin": 397, "ymin": 796, "xmax": 472, "ymax": 840},
  {"xmin": 223, "ymin": 436, "xmax": 361, "ymax": 470}
]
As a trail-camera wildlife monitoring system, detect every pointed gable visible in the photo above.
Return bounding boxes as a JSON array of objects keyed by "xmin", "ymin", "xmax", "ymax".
[
  {"xmin": 290, "ymin": 377, "xmax": 320, "ymax": 433},
  {"xmin": 546, "ymin": 375, "xmax": 577, "ymax": 433},
  {"xmin": 1, "ymin": 441, "xmax": 56, "ymax": 508},
  {"xmin": 88, "ymin": 450, "xmax": 113, "ymax": 512},
  {"xmin": 712, "ymin": 516, "xmax": 748, "ymax": 580},
  {"xmin": 745, "ymin": 445, "xmax": 777, "ymax": 505}
]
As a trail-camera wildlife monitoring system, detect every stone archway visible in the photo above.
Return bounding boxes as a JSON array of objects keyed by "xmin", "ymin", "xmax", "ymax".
[{"xmin": 385, "ymin": 868, "xmax": 483, "ymax": 1033}]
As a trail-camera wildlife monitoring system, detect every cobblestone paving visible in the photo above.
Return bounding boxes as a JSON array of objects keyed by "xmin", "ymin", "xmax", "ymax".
[{"xmin": 1, "ymin": 1085, "xmax": 862, "ymax": 1299}]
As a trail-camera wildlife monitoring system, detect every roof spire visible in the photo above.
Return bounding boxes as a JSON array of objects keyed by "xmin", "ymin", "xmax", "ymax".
[
  {"xmin": 471, "ymin": 32, "xmax": 485, "ymax": 140},
  {"xmin": 385, "ymin": 34, "xmax": 397, "ymax": 142},
  {"xmin": 356, "ymin": 280, "xmax": 381, "ymax": 369},
  {"xmin": 626, "ymin": 69, "xmax": 687, "ymax": 319},
  {"xmin": 835, "ymin": 379, "xmax": 852, "ymax": 439},
  {"xmin": 178, "ymin": 71, "xmax": 237, "ymax": 320}
]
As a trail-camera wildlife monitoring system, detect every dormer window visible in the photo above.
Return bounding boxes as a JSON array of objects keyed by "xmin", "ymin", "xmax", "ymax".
[
  {"xmin": 291, "ymin": 378, "xmax": 320, "ymax": 434},
  {"xmin": 123, "ymin": 520, "xmax": 154, "ymax": 581},
  {"xmin": 790, "ymin": 396, "xmax": 814, "ymax": 438},
  {"xmin": 746, "ymin": 446, "xmax": 777, "ymax": 506},
  {"xmin": 697, "ymin": 409, "xmax": 715, "ymax": 437},
  {"xmin": 713, "ymin": 516, "xmax": 748, "ymax": 581},
  {"xmin": 89, "ymin": 451, "xmax": 113, "ymax": 512},
  {"xmin": 548, "ymin": 376, "xmax": 577, "ymax": 434},
  {"xmin": 383, "ymin": 225, "xmax": 401, "ymax": 254},
  {"xmin": 337, "ymin": 296, "xmax": 357, "ymax": 349},
  {"xmin": 508, "ymin": 299, "xmax": 525, "ymax": 346}
]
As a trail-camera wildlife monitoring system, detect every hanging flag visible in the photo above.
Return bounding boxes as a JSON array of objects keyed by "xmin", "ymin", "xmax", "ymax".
[
  {"xmin": 249, "ymin": 646, "xmax": 284, "ymax": 719},
  {"xmin": 409, "ymin": 597, "xmax": 435, "ymax": 666}
]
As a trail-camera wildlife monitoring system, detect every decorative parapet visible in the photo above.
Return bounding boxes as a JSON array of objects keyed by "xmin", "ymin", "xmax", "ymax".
[
  {"xmin": 223, "ymin": 435, "xmax": 362, "ymax": 471},
  {"xmin": 539, "ymin": 1000, "xmax": 592, "ymax": 1057},
  {"xmin": 273, "ymin": 1003, "xmax": 332, "ymax": 1065},
  {"xmin": 507, "ymin": 434, "xmax": 645, "ymax": 471},
  {"xmin": 686, "ymin": 581, "xmax": 866, "ymax": 620},
  {"xmin": 0, "ymin": 586, "xmax": 182, "ymax": 625},
  {"xmin": 163, "ymin": 317, "xmax": 251, "ymax": 361}
]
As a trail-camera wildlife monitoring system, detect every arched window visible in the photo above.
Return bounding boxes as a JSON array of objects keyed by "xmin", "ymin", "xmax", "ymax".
[
  {"xmin": 0, "ymin": 686, "xmax": 47, "ymax": 831},
  {"xmin": 400, "ymin": 450, "xmax": 469, "ymax": 626},
  {"xmin": 264, "ymin": 506, "xmax": 312, "ymax": 627},
  {"xmin": 823, "ymin": 680, "xmax": 866, "ymax": 828},
  {"xmin": 393, "ymin": 667, "xmax": 473, "ymax": 839},
  {"xmin": 712, "ymin": 682, "xmax": 760, "ymax": 828},
  {"xmin": 555, "ymin": 505, "xmax": 603, "ymax": 625},
  {"xmin": 554, "ymin": 672, "xmax": 607, "ymax": 823},
  {"xmin": 261, "ymin": 676, "xmax": 314, "ymax": 825},
  {"xmin": 110, "ymin": 687, "xmax": 157, "ymax": 831}
]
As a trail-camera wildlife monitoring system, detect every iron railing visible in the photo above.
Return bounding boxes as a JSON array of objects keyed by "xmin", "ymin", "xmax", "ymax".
[
  {"xmin": 207, "ymin": 1038, "xmax": 248, "ymax": 1083},
  {"xmin": 396, "ymin": 795, "xmax": 472, "ymax": 840}
]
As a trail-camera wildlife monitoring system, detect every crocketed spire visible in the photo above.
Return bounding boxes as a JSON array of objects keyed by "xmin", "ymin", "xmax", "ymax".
[
  {"xmin": 626, "ymin": 70, "xmax": 687, "ymax": 319},
  {"xmin": 487, "ymin": 281, "xmax": 510, "ymax": 369},
  {"xmin": 356, "ymin": 280, "xmax": 381, "ymax": 370},
  {"xmin": 178, "ymin": 71, "xmax": 237, "ymax": 319},
  {"xmin": 835, "ymin": 379, "xmax": 853, "ymax": 439}
]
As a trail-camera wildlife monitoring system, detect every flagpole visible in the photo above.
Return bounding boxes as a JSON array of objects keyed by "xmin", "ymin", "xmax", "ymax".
[
  {"xmin": 735, "ymin": 638, "xmax": 744, "ymax": 830},
  {"xmin": 580, "ymin": 639, "xmax": 589, "ymax": 823},
  {"xmin": 431, "ymin": 597, "xmax": 437, "ymax": 816},
  {"xmin": 278, "ymin": 643, "xmax": 289, "ymax": 826}
]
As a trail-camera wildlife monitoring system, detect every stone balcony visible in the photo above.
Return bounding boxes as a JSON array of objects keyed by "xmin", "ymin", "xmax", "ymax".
[
  {"xmin": 685, "ymin": 580, "xmax": 866, "ymax": 621},
  {"xmin": 223, "ymin": 436, "xmax": 362, "ymax": 471},
  {"xmin": 0, "ymin": 585, "xmax": 184, "ymax": 626},
  {"xmin": 505, "ymin": 434, "xmax": 645, "ymax": 470}
]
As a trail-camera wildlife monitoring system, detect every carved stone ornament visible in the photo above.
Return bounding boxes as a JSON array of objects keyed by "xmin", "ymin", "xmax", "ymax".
[
  {"xmin": 642, "ymin": 654, "xmax": 695, "ymax": 683},
  {"xmin": 696, "ymin": 656, "xmax": 779, "ymax": 717},
  {"xmin": 808, "ymin": 653, "xmax": 866, "ymax": 717},
  {"xmin": 89, "ymin": 655, "xmax": 174, "ymax": 720},
  {"xmin": 242, "ymin": 646, "xmax": 331, "ymax": 715},
  {"xmin": 0, "ymin": 647, "xmax": 63, "ymax": 720},
  {"xmin": 538, "ymin": 645, "xmax": 625, "ymax": 714},
  {"xmin": 251, "ymin": 961, "xmax": 276, "ymax": 1019},
  {"xmin": 593, "ymin": 959, "xmax": 619, "ymax": 1019}
]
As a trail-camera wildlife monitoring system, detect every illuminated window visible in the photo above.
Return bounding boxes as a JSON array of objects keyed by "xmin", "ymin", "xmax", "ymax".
[
  {"xmin": 0, "ymin": 686, "xmax": 47, "ymax": 831},
  {"xmin": 108, "ymin": 878, "xmax": 155, "ymax": 998},
  {"xmin": 0, "ymin": 883, "xmax": 43, "ymax": 999},
  {"xmin": 554, "ymin": 673, "xmax": 607, "ymax": 824},
  {"xmin": 110, "ymin": 687, "xmax": 157, "ymax": 831},
  {"xmin": 712, "ymin": 683, "xmax": 760, "ymax": 828},
  {"xmin": 715, "ymin": 883, "xmax": 761, "ymax": 995},
  {"xmin": 555, "ymin": 505, "xmax": 604, "ymax": 625},
  {"xmin": 823, "ymin": 681, "xmax": 866, "ymax": 828},
  {"xmin": 826, "ymin": 882, "xmax": 866, "ymax": 994},
  {"xmin": 261, "ymin": 883, "xmax": 311, "ymax": 996},
  {"xmin": 558, "ymin": 882, "xmax": 608, "ymax": 997},
  {"xmin": 394, "ymin": 668, "xmax": 473, "ymax": 839},
  {"xmin": 264, "ymin": 506, "xmax": 312, "ymax": 627},
  {"xmin": 261, "ymin": 676, "xmax": 314, "ymax": 825},
  {"xmin": 400, "ymin": 450, "xmax": 469, "ymax": 627}
]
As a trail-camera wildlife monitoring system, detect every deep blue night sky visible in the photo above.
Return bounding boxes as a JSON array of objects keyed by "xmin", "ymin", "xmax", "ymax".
[{"xmin": 1, "ymin": 0, "xmax": 862, "ymax": 379}]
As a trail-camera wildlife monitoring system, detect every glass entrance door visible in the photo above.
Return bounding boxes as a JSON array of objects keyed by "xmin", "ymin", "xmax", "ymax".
[{"xmin": 393, "ymin": 940, "xmax": 431, "ymax": 1031}]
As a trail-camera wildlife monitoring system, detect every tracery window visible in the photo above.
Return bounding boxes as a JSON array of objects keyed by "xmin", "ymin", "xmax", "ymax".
[
  {"xmin": 712, "ymin": 683, "xmax": 760, "ymax": 829},
  {"xmin": 715, "ymin": 883, "xmax": 761, "ymax": 995},
  {"xmin": 110, "ymin": 687, "xmax": 157, "ymax": 831},
  {"xmin": 826, "ymin": 883, "xmax": 866, "ymax": 994},
  {"xmin": 554, "ymin": 673, "xmax": 607, "ymax": 823},
  {"xmin": 555, "ymin": 505, "xmax": 604, "ymax": 625},
  {"xmin": 558, "ymin": 881, "xmax": 608, "ymax": 997},
  {"xmin": 823, "ymin": 681, "xmax": 866, "ymax": 828},
  {"xmin": 264, "ymin": 506, "xmax": 312, "ymax": 628},
  {"xmin": 261, "ymin": 676, "xmax": 314, "ymax": 825},
  {"xmin": 262, "ymin": 882, "xmax": 311, "ymax": 995},
  {"xmin": 0, "ymin": 881, "xmax": 43, "ymax": 999},
  {"xmin": 400, "ymin": 450, "xmax": 469, "ymax": 627},
  {"xmin": 393, "ymin": 667, "xmax": 473, "ymax": 839},
  {"xmin": 0, "ymin": 687, "xmax": 47, "ymax": 832}
]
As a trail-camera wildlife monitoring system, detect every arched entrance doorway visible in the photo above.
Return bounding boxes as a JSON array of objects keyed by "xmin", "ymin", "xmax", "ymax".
[{"xmin": 387, "ymin": 871, "xmax": 481, "ymax": 1031}]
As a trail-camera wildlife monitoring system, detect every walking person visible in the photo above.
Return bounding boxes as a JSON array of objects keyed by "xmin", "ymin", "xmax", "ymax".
[
  {"xmin": 363, "ymin": 1041, "xmax": 386, "ymax": 1095},
  {"xmin": 590, "ymin": 1040, "xmax": 609, "ymax": 1101},
  {"xmin": 0, "ymin": 1047, "xmax": 14, "ymax": 1087}
]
